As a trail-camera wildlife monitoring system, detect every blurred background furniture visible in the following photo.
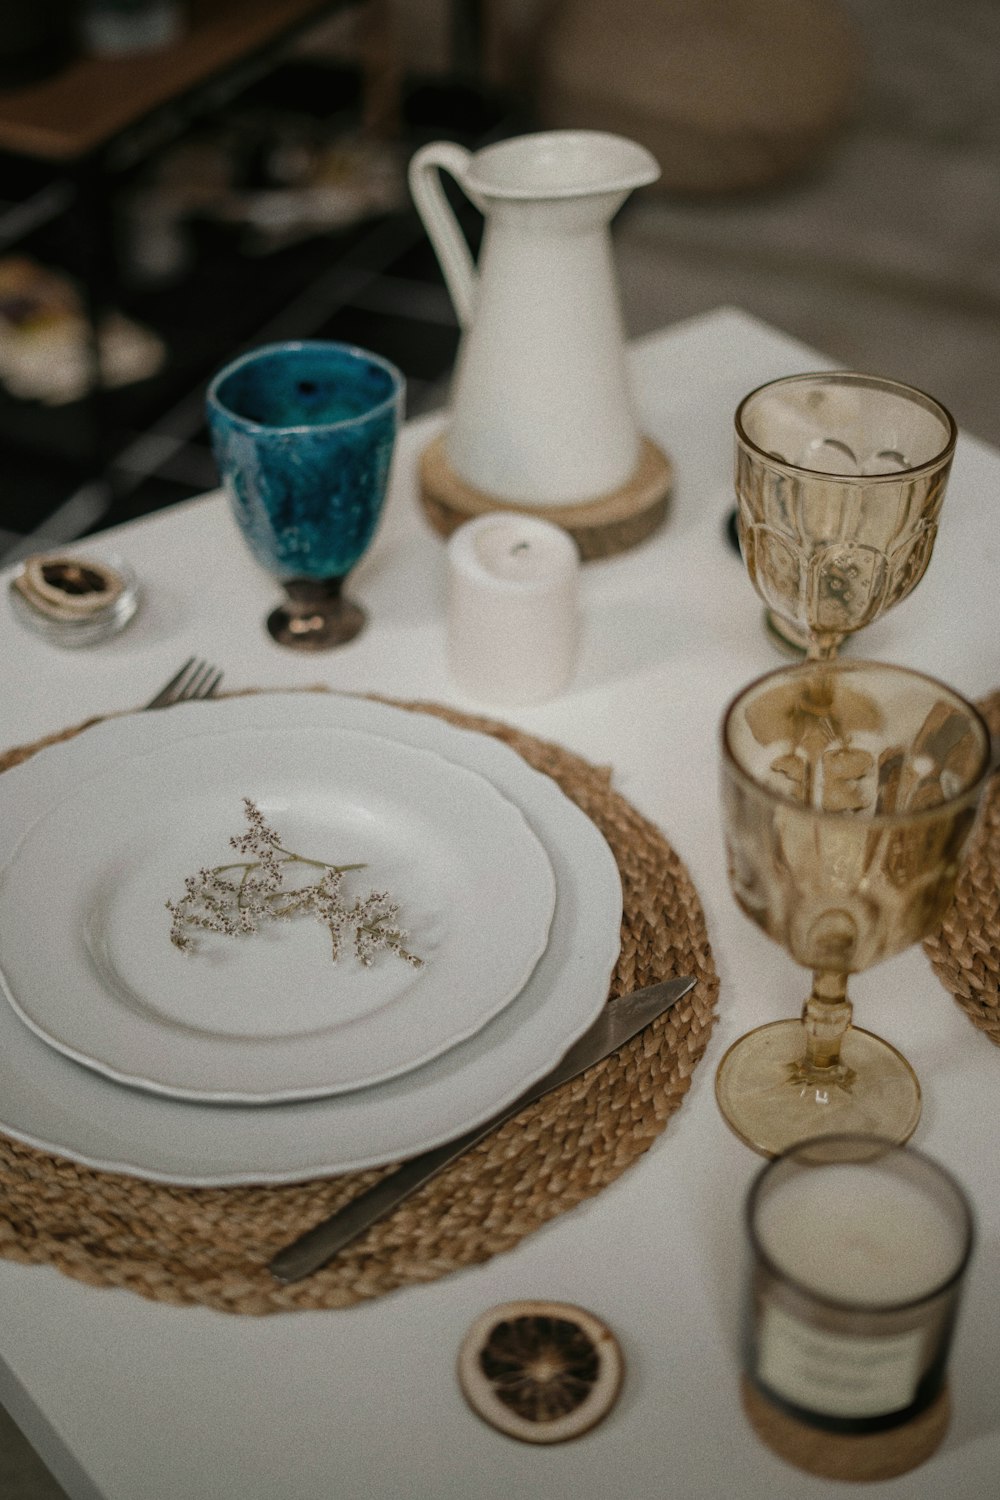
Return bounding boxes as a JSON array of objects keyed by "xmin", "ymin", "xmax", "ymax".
[
  {"xmin": 534, "ymin": 0, "xmax": 861, "ymax": 195},
  {"xmin": 0, "ymin": 0, "xmax": 512, "ymax": 558},
  {"xmin": 1, "ymin": 0, "xmax": 998, "ymax": 563}
]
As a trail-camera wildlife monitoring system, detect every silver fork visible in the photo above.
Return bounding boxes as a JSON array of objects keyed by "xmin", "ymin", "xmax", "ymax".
[{"xmin": 144, "ymin": 657, "xmax": 223, "ymax": 710}]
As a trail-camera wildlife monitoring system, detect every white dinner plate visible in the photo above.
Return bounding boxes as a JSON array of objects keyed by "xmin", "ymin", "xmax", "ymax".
[
  {"xmin": 0, "ymin": 694, "xmax": 622, "ymax": 1184},
  {"xmin": 0, "ymin": 726, "xmax": 556, "ymax": 1103}
]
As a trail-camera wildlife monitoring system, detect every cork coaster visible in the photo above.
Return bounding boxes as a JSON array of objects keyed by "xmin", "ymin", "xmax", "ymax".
[
  {"xmin": 0, "ymin": 693, "xmax": 718, "ymax": 1314},
  {"xmin": 741, "ymin": 1378, "xmax": 950, "ymax": 1481},
  {"xmin": 418, "ymin": 432, "xmax": 673, "ymax": 560},
  {"xmin": 924, "ymin": 689, "xmax": 1000, "ymax": 1046}
]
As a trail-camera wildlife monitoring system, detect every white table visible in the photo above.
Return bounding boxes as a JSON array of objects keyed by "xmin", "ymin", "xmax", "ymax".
[{"xmin": 2, "ymin": 308, "xmax": 998, "ymax": 1500}]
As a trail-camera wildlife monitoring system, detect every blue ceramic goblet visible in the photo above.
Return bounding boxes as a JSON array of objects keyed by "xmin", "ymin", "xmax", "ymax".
[{"xmin": 206, "ymin": 340, "xmax": 404, "ymax": 649}]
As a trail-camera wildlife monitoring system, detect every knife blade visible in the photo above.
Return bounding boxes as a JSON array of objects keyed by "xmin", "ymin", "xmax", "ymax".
[{"xmin": 269, "ymin": 974, "xmax": 696, "ymax": 1284}]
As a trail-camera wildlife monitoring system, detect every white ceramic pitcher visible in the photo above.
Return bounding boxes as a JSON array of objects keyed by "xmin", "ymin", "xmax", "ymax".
[{"xmin": 409, "ymin": 130, "xmax": 660, "ymax": 507}]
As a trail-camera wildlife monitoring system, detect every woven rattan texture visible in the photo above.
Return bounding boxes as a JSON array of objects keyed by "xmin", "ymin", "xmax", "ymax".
[
  {"xmin": 0, "ymin": 696, "xmax": 718, "ymax": 1314},
  {"xmin": 924, "ymin": 690, "xmax": 1000, "ymax": 1047}
]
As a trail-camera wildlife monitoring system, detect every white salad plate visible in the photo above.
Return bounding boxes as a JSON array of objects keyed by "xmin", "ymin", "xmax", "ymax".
[
  {"xmin": 0, "ymin": 725, "xmax": 556, "ymax": 1103},
  {"xmin": 0, "ymin": 693, "xmax": 622, "ymax": 1184}
]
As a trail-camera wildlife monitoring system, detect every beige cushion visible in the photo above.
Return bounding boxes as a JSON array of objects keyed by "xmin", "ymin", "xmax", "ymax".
[{"xmin": 534, "ymin": 0, "xmax": 861, "ymax": 193}]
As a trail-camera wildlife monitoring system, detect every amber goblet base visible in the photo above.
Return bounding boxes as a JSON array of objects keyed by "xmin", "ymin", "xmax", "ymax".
[{"xmin": 715, "ymin": 1017, "xmax": 921, "ymax": 1159}]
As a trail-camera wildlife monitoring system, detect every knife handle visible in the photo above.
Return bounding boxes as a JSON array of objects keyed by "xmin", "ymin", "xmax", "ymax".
[
  {"xmin": 269, "ymin": 1114, "xmax": 504, "ymax": 1283},
  {"xmin": 268, "ymin": 1022, "xmax": 602, "ymax": 1284},
  {"xmin": 269, "ymin": 1016, "xmax": 581, "ymax": 1283},
  {"xmin": 268, "ymin": 975, "xmax": 695, "ymax": 1284}
]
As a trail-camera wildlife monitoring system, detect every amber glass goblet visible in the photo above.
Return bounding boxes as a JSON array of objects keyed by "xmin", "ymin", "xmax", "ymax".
[
  {"xmin": 716, "ymin": 659, "xmax": 992, "ymax": 1157},
  {"xmin": 734, "ymin": 373, "xmax": 957, "ymax": 660}
]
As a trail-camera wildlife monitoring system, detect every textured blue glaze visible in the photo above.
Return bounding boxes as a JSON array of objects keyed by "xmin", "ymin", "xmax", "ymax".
[{"xmin": 206, "ymin": 342, "xmax": 404, "ymax": 580}]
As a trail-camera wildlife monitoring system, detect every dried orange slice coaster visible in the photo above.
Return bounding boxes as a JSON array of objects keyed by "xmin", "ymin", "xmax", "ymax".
[{"xmin": 457, "ymin": 1299, "xmax": 624, "ymax": 1443}]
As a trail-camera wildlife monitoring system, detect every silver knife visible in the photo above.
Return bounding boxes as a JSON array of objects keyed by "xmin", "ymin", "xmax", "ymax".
[{"xmin": 269, "ymin": 974, "xmax": 696, "ymax": 1284}]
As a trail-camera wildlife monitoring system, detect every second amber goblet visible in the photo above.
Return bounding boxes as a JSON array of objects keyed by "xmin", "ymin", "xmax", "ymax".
[
  {"xmin": 734, "ymin": 372, "xmax": 957, "ymax": 660},
  {"xmin": 716, "ymin": 659, "xmax": 992, "ymax": 1157}
]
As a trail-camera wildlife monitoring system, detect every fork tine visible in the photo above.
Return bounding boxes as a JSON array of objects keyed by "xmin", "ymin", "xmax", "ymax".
[
  {"xmin": 144, "ymin": 656, "xmax": 197, "ymax": 710},
  {"xmin": 175, "ymin": 660, "xmax": 221, "ymax": 703},
  {"xmin": 183, "ymin": 660, "xmax": 214, "ymax": 699},
  {"xmin": 144, "ymin": 659, "xmax": 222, "ymax": 710}
]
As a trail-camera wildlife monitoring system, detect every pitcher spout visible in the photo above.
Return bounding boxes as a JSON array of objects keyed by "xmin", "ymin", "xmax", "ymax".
[{"xmin": 463, "ymin": 130, "xmax": 660, "ymax": 202}]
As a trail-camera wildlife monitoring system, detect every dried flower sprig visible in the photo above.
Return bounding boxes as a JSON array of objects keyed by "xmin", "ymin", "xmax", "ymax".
[{"xmin": 166, "ymin": 798, "xmax": 422, "ymax": 968}]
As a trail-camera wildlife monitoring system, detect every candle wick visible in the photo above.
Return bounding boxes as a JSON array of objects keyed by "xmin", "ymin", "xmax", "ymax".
[{"xmin": 510, "ymin": 542, "xmax": 531, "ymax": 556}]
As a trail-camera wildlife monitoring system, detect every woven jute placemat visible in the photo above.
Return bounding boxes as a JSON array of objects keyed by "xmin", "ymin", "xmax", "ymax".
[
  {"xmin": 923, "ymin": 689, "xmax": 1000, "ymax": 1047},
  {"xmin": 0, "ymin": 694, "xmax": 718, "ymax": 1314}
]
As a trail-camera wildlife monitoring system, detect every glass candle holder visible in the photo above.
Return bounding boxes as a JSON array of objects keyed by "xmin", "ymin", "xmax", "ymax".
[
  {"xmin": 742, "ymin": 1135, "xmax": 974, "ymax": 1479},
  {"xmin": 8, "ymin": 549, "xmax": 140, "ymax": 647}
]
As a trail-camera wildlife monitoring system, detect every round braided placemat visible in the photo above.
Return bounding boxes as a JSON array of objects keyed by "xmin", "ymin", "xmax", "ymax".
[
  {"xmin": 0, "ymin": 695, "xmax": 718, "ymax": 1314},
  {"xmin": 923, "ymin": 689, "xmax": 1000, "ymax": 1047}
]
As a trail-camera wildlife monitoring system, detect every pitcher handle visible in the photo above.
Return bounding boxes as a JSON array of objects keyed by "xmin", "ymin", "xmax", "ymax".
[{"xmin": 408, "ymin": 142, "xmax": 478, "ymax": 328}]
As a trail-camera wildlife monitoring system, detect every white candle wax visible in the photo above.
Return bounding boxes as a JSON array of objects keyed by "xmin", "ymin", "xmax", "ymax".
[
  {"xmin": 446, "ymin": 514, "xmax": 580, "ymax": 706},
  {"xmin": 755, "ymin": 1162, "xmax": 965, "ymax": 1307}
]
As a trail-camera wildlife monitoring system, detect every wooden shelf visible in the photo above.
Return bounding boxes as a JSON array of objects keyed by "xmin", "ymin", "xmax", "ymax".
[{"xmin": 0, "ymin": 0, "xmax": 345, "ymax": 162}]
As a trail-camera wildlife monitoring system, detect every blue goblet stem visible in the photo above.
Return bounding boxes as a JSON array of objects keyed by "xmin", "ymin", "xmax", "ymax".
[{"xmin": 268, "ymin": 575, "xmax": 366, "ymax": 650}]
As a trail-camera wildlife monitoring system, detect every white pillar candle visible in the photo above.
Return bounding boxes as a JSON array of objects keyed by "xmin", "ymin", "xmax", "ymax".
[{"xmin": 446, "ymin": 513, "xmax": 580, "ymax": 705}]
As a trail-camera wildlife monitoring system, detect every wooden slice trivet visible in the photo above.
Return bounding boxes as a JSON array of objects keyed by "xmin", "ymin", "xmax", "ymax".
[
  {"xmin": 418, "ymin": 432, "xmax": 673, "ymax": 560},
  {"xmin": 0, "ymin": 692, "xmax": 717, "ymax": 1314},
  {"xmin": 741, "ymin": 1378, "xmax": 950, "ymax": 1482},
  {"xmin": 924, "ymin": 689, "xmax": 1000, "ymax": 1046}
]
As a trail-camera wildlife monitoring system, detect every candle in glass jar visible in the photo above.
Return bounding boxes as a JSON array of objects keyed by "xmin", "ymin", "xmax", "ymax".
[
  {"xmin": 446, "ymin": 514, "xmax": 580, "ymax": 705},
  {"xmin": 745, "ymin": 1139, "xmax": 973, "ymax": 1428},
  {"xmin": 755, "ymin": 1162, "xmax": 966, "ymax": 1307}
]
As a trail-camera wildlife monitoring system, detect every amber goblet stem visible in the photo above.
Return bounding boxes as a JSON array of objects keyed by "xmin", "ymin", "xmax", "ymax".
[
  {"xmin": 801, "ymin": 970, "xmax": 853, "ymax": 1076},
  {"xmin": 802, "ymin": 665, "xmax": 836, "ymax": 716},
  {"xmin": 805, "ymin": 634, "xmax": 842, "ymax": 663}
]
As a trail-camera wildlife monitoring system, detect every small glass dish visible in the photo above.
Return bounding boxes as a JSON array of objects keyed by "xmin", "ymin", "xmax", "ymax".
[{"xmin": 8, "ymin": 549, "xmax": 140, "ymax": 647}]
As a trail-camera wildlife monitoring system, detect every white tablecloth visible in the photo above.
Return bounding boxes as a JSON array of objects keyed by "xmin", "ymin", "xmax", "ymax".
[{"xmin": 1, "ymin": 308, "xmax": 998, "ymax": 1500}]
